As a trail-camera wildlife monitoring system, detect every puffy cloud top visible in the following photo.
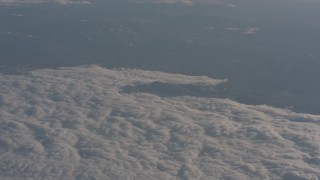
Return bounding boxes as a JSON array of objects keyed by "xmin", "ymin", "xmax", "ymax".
[{"xmin": 0, "ymin": 65, "xmax": 319, "ymax": 179}]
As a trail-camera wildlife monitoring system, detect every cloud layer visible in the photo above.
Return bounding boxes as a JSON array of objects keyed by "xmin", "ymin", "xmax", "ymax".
[{"xmin": 0, "ymin": 65, "xmax": 319, "ymax": 179}]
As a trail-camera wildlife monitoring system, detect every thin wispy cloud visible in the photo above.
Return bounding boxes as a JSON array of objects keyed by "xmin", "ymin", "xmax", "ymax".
[{"xmin": 135, "ymin": 0, "xmax": 237, "ymax": 7}]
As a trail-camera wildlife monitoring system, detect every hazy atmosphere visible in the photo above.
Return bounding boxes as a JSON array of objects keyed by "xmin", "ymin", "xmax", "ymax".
[{"xmin": 1, "ymin": 0, "xmax": 320, "ymax": 179}]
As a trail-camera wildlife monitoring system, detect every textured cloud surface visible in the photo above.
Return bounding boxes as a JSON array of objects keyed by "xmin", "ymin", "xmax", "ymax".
[{"xmin": 0, "ymin": 65, "xmax": 319, "ymax": 179}]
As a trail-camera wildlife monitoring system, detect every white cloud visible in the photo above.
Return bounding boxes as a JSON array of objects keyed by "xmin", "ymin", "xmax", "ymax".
[
  {"xmin": 135, "ymin": 0, "xmax": 237, "ymax": 7},
  {"xmin": 0, "ymin": 65, "xmax": 319, "ymax": 179},
  {"xmin": 135, "ymin": 0, "xmax": 194, "ymax": 5},
  {"xmin": 223, "ymin": 27, "xmax": 259, "ymax": 35},
  {"xmin": 244, "ymin": 27, "xmax": 259, "ymax": 35},
  {"xmin": 10, "ymin": 13, "xmax": 25, "ymax": 17},
  {"xmin": 52, "ymin": 0, "xmax": 91, "ymax": 4}
]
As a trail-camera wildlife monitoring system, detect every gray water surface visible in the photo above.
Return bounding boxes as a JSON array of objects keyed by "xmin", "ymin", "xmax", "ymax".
[{"xmin": 1, "ymin": 0, "xmax": 320, "ymax": 114}]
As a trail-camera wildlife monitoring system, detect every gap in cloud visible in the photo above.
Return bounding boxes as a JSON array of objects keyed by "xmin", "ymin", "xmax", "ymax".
[{"xmin": 122, "ymin": 81, "xmax": 226, "ymax": 98}]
